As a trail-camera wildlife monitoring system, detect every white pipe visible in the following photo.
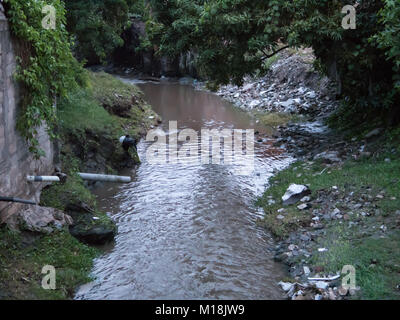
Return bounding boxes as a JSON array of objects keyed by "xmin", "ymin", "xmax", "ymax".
[
  {"xmin": 77, "ymin": 173, "xmax": 131, "ymax": 183},
  {"xmin": 308, "ymin": 275, "xmax": 341, "ymax": 282},
  {"xmin": 27, "ymin": 176, "xmax": 60, "ymax": 182}
]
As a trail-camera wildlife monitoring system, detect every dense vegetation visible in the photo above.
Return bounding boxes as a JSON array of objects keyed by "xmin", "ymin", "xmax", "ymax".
[
  {"xmin": 3, "ymin": 0, "xmax": 83, "ymax": 157},
  {"xmin": 4, "ymin": 0, "xmax": 400, "ymax": 153},
  {"xmin": 63, "ymin": 0, "xmax": 147, "ymax": 64},
  {"xmin": 144, "ymin": 0, "xmax": 400, "ymax": 127}
]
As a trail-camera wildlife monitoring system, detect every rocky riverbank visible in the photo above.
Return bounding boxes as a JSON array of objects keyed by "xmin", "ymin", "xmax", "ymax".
[{"xmin": 215, "ymin": 49, "xmax": 400, "ymax": 300}]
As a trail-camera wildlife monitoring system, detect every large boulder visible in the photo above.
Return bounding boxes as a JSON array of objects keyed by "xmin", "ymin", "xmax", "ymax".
[
  {"xmin": 282, "ymin": 184, "xmax": 311, "ymax": 205},
  {"xmin": 67, "ymin": 202, "xmax": 116, "ymax": 245},
  {"xmin": 14, "ymin": 206, "xmax": 73, "ymax": 234}
]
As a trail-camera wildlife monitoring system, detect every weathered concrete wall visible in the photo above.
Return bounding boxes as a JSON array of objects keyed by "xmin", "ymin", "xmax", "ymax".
[{"xmin": 0, "ymin": 5, "xmax": 54, "ymax": 225}]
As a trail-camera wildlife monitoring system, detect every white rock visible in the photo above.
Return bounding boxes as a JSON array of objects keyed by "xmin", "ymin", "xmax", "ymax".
[
  {"xmin": 277, "ymin": 215, "xmax": 285, "ymax": 220},
  {"xmin": 249, "ymin": 100, "xmax": 261, "ymax": 108},
  {"xmin": 282, "ymin": 184, "xmax": 311, "ymax": 205},
  {"xmin": 297, "ymin": 203, "xmax": 309, "ymax": 210},
  {"xmin": 306, "ymin": 91, "xmax": 317, "ymax": 99},
  {"xmin": 303, "ymin": 266, "xmax": 311, "ymax": 275},
  {"xmin": 242, "ymin": 83, "xmax": 253, "ymax": 91},
  {"xmin": 301, "ymin": 196, "xmax": 311, "ymax": 202},
  {"xmin": 280, "ymin": 99, "xmax": 294, "ymax": 107},
  {"xmin": 318, "ymin": 248, "xmax": 328, "ymax": 252},
  {"xmin": 278, "ymin": 281, "xmax": 294, "ymax": 292},
  {"xmin": 315, "ymin": 281, "xmax": 329, "ymax": 290}
]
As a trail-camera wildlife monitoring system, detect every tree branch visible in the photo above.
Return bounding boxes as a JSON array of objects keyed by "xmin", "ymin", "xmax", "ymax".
[{"xmin": 261, "ymin": 45, "xmax": 289, "ymax": 61}]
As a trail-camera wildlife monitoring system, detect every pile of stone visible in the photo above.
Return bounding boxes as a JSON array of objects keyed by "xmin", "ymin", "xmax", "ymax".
[
  {"xmin": 278, "ymin": 278, "xmax": 359, "ymax": 300},
  {"xmin": 215, "ymin": 50, "xmax": 337, "ymax": 117}
]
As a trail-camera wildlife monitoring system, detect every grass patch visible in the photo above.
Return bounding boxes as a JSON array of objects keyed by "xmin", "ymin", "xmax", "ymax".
[
  {"xmin": 58, "ymin": 71, "xmax": 158, "ymax": 143},
  {"xmin": 310, "ymin": 226, "xmax": 400, "ymax": 300},
  {"xmin": 258, "ymin": 145, "xmax": 400, "ymax": 299},
  {"xmin": 57, "ymin": 87, "xmax": 116, "ymax": 134},
  {"xmin": 88, "ymin": 71, "xmax": 143, "ymax": 108},
  {"xmin": 40, "ymin": 172, "xmax": 95, "ymax": 211},
  {"xmin": 0, "ymin": 226, "xmax": 98, "ymax": 300}
]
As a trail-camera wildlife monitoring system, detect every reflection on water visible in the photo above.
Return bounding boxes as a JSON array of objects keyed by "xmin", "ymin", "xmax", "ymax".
[{"xmin": 76, "ymin": 81, "xmax": 292, "ymax": 300}]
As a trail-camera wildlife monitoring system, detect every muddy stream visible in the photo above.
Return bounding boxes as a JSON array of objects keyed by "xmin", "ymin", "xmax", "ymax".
[{"xmin": 76, "ymin": 80, "xmax": 292, "ymax": 300}]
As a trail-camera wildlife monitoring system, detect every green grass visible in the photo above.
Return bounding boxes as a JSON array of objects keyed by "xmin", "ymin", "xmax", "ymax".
[
  {"xmin": 262, "ymin": 54, "xmax": 280, "ymax": 71},
  {"xmin": 310, "ymin": 226, "xmax": 400, "ymax": 300},
  {"xmin": 257, "ymin": 144, "xmax": 400, "ymax": 299},
  {"xmin": 0, "ymin": 227, "xmax": 98, "ymax": 300},
  {"xmin": 57, "ymin": 87, "xmax": 116, "ymax": 134},
  {"xmin": 58, "ymin": 71, "xmax": 158, "ymax": 140},
  {"xmin": 88, "ymin": 71, "xmax": 143, "ymax": 108},
  {"xmin": 40, "ymin": 171, "xmax": 95, "ymax": 211},
  {"xmin": 258, "ymin": 157, "xmax": 400, "ymax": 222}
]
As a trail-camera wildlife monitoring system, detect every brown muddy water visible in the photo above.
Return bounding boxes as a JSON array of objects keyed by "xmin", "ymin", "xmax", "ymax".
[{"xmin": 76, "ymin": 80, "xmax": 292, "ymax": 300}]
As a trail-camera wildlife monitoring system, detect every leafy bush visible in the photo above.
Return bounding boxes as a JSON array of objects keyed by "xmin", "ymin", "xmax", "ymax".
[{"xmin": 4, "ymin": 0, "xmax": 83, "ymax": 157}]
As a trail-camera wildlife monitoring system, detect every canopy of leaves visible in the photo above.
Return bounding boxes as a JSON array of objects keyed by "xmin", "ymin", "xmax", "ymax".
[
  {"xmin": 64, "ymin": 0, "xmax": 145, "ymax": 64},
  {"xmin": 145, "ymin": 0, "xmax": 400, "ymax": 124}
]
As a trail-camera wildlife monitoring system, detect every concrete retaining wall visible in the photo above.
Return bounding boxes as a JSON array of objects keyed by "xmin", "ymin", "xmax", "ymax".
[{"xmin": 0, "ymin": 5, "xmax": 54, "ymax": 225}]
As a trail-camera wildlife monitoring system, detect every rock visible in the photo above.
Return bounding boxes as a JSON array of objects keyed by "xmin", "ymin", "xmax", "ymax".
[
  {"xmin": 306, "ymin": 91, "xmax": 317, "ymax": 99},
  {"xmin": 338, "ymin": 286, "xmax": 349, "ymax": 296},
  {"xmin": 314, "ymin": 151, "xmax": 341, "ymax": 164},
  {"xmin": 314, "ymin": 294, "xmax": 323, "ymax": 301},
  {"xmin": 15, "ymin": 207, "xmax": 73, "ymax": 234},
  {"xmin": 282, "ymin": 184, "xmax": 311, "ymax": 205},
  {"xmin": 301, "ymin": 196, "xmax": 311, "ymax": 202},
  {"xmin": 297, "ymin": 203, "xmax": 310, "ymax": 210},
  {"xmin": 280, "ymin": 99, "xmax": 295, "ymax": 109},
  {"xmin": 300, "ymin": 234, "xmax": 311, "ymax": 241},
  {"xmin": 365, "ymin": 128, "xmax": 383, "ymax": 139},
  {"xmin": 242, "ymin": 83, "xmax": 253, "ymax": 91},
  {"xmin": 315, "ymin": 281, "xmax": 329, "ymax": 290},
  {"xmin": 277, "ymin": 215, "xmax": 285, "ymax": 220},
  {"xmin": 69, "ymin": 224, "xmax": 116, "ymax": 245},
  {"xmin": 249, "ymin": 100, "xmax": 261, "ymax": 108},
  {"xmin": 328, "ymin": 288, "xmax": 337, "ymax": 300},
  {"xmin": 279, "ymin": 281, "xmax": 294, "ymax": 292},
  {"xmin": 303, "ymin": 266, "xmax": 311, "ymax": 275}
]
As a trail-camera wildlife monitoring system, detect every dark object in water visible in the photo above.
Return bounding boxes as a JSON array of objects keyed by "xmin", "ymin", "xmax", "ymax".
[{"xmin": 120, "ymin": 135, "xmax": 137, "ymax": 151}]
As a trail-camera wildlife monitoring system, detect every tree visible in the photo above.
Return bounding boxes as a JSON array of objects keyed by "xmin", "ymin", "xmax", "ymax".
[
  {"xmin": 145, "ymin": 0, "xmax": 400, "ymax": 125},
  {"xmin": 64, "ymin": 0, "xmax": 139, "ymax": 64}
]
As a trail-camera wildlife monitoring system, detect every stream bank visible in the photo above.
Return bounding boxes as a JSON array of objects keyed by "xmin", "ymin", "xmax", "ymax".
[
  {"xmin": 0, "ymin": 72, "xmax": 160, "ymax": 299},
  {"xmin": 214, "ymin": 49, "xmax": 400, "ymax": 300}
]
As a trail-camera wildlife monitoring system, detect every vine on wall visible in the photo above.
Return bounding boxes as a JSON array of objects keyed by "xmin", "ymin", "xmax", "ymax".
[{"xmin": 4, "ymin": 0, "xmax": 83, "ymax": 157}]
